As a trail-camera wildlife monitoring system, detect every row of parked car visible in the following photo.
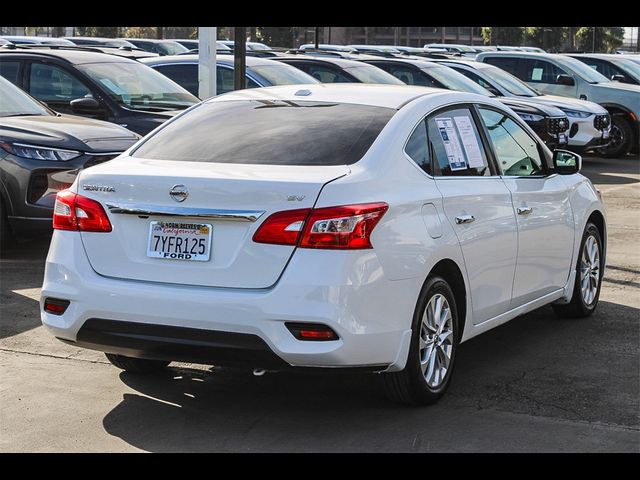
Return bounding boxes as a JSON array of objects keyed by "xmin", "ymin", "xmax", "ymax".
[{"xmin": 0, "ymin": 39, "xmax": 638, "ymax": 244}]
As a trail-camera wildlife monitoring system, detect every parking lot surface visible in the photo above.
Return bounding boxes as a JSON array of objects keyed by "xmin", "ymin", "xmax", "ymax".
[{"xmin": 1, "ymin": 155, "xmax": 638, "ymax": 452}]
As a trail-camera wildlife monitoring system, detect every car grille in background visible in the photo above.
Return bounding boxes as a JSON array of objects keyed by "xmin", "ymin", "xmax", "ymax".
[
  {"xmin": 594, "ymin": 114, "xmax": 610, "ymax": 131},
  {"xmin": 547, "ymin": 117, "xmax": 569, "ymax": 135},
  {"xmin": 83, "ymin": 153, "xmax": 121, "ymax": 169}
]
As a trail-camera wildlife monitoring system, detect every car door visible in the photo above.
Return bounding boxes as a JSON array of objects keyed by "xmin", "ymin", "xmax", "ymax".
[
  {"xmin": 522, "ymin": 58, "xmax": 577, "ymax": 97},
  {"xmin": 477, "ymin": 106, "xmax": 575, "ymax": 307},
  {"xmin": 153, "ymin": 63, "xmax": 199, "ymax": 97},
  {"xmin": 428, "ymin": 105, "xmax": 518, "ymax": 324},
  {"xmin": 25, "ymin": 61, "xmax": 100, "ymax": 116}
]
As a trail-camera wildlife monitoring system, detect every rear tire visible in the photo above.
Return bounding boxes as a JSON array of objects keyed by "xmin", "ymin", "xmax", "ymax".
[
  {"xmin": 382, "ymin": 276, "xmax": 459, "ymax": 405},
  {"xmin": 552, "ymin": 222, "xmax": 603, "ymax": 318},
  {"xmin": 105, "ymin": 353, "xmax": 170, "ymax": 374}
]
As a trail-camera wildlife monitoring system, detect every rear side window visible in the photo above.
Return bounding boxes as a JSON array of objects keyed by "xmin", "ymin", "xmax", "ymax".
[
  {"xmin": 427, "ymin": 107, "xmax": 491, "ymax": 177},
  {"xmin": 404, "ymin": 119, "xmax": 431, "ymax": 174},
  {"xmin": 29, "ymin": 63, "xmax": 91, "ymax": 101},
  {"xmin": 133, "ymin": 100, "xmax": 396, "ymax": 166},
  {"xmin": 0, "ymin": 61, "xmax": 21, "ymax": 85},
  {"xmin": 483, "ymin": 56, "xmax": 520, "ymax": 78}
]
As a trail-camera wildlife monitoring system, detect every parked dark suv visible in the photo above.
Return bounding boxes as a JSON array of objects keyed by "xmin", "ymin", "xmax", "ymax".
[
  {"xmin": 0, "ymin": 48, "xmax": 200, "ymax": 135},
  {"xmin": 0, "ymin": 76, "xmax": 139, "ymax": 243}
]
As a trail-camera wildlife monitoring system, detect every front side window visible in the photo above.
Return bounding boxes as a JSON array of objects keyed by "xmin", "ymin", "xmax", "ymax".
[
  {"xmin": 343, "ymin": 65, "xmax": 405, "ymax": 85},
  {"xmin": 523, "ymin": 59, "xmax": 568, "ymax": 84},
  {"xmin": 427, "ymin": 107, "xmax": 491, "ymax": 177},
  {"xmin": 478, "ymin": 108, "xmax": 544, "ymax": 176},
  {"xmin": 132, "ymin": 100, "xmax": 396, "ymax": 166},
  {"xmin": 29, "ymin": 63, "xmax": 91, "ymax": 102}
]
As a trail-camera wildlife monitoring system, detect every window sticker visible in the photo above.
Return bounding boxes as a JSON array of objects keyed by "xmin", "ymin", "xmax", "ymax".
[
  {"xmin": 454, "ymin": 116, "xmax": 484, "ymax": 169},
  {"xmin": 531, "ymin": 67, "xmax": 544, "ymax": 81},
  {"xmin": 435, "ymin": 117, "xmax": 466, "ymax": 171}
]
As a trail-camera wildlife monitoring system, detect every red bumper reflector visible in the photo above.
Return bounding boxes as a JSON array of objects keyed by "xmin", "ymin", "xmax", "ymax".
[
  {"xmin": 285, "ymin": 322, "xmax": 339, "ymax": 341},
  {"xmin": 44, "ymin": 298, "xmax": 70, "ymax": 315}
]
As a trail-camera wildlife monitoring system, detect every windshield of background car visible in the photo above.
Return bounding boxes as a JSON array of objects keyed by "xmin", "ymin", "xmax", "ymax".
[
  {"xmin": 613, "ymin": 58, "xmax": 640, "ymax": 79},
  {"xmin": 0, "ymin": 76, "xmax": 49, "ymax": 116},
  {"xmin": 132, "ymin": 100, "xmax": 396, "ymax": 165},
  {"xmin": 160, "ymin": 41, "xmax": 188, "ymax": 55},
  {"xmin": 560, "ymin": 56, "xmax": 610, "ymax": 83},
  {"xmin": 423, "ymin": 66, "xmax": 492, "ymax": 96},
  {"xmin": 77, "ymin": 62, "xmax": 199, "ymax": 110},
  {"xmin": 343, "ymin": 65, "xmax": 406, "ymax": 84},
  {"xmin": 484, "ymin": 66, "xmax": 542, "ymax": 96},
  {"xmin": 249, "ymin": 64, "xmax": 318, "ymax": 85}
]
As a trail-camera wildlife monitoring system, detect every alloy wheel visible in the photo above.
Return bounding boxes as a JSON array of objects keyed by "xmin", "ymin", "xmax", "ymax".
[
  {"xmin": 580, "ymin": 235, "xmax": 600, "ymax": 306},
  {"xmin": 419, "ymin": 293, "xmax": 454, "ymax": 388}
]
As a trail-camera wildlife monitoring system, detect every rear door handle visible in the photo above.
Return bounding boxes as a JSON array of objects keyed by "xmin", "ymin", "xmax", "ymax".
[
  {"xmin": 455, "ymin": 214, "xmax": 475, "ymax": 224},
  {"xmin": 517, "ymin": 206, "xmax": 533, "ymax": 216}
]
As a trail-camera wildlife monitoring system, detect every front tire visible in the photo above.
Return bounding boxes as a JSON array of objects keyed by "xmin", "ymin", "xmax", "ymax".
[
  {"xmin": 599, "ymin": 116, "xmax": 632, "ymax": 158},
  {"xmin": 552, "ymin": 222, "xmax": 603, "ymax": 318},
  {"xmin": 382, "ymin": 276, "xmax": 459, "ymax": 405},
  {"xmin": 105, "ymin": 353, "xmax": 170, "ymax": 374}
]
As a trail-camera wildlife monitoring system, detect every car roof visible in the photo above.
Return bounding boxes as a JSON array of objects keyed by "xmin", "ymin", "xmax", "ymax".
[
  {"xmin": 363, "ymin": 57, "xmax": 449, "ymax": 69},
  {"xmin": 0, "ymin": 47, "xmax": 137, "ymax": 65},
  {"xmin": 207, "ymin": 83, "xmax": 453, "ymax": 109},
  {"xmin": 139, "ymin": 53, "xmax": 282, "ymax": 67},
  {"xmin": 568, "ymin": 53, "xmax": 630, "ymax": 61},
  {"xmin": 124, "ymin": 38, "xmax": 181, "ymax": 44},
  {"xmin": 276, "ymin": 55, "xmax": 369, "ymax": 68},
  {"xmin": 431, "ymin": 58, "xmax": 492, "ymax": 69}
]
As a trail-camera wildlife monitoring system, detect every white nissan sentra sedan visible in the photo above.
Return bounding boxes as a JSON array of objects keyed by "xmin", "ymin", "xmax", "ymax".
[{"xmin": 41, "ymin": 84, "xmax": 606, "ymax": 405}]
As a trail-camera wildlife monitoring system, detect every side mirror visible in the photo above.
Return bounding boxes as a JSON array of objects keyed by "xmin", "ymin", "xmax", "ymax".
[
  {"xmin": 70, "ymin": 97, "xmax": 100, "ymax": 113},
  {"xmin": 611, "ymin": 74, "xmax": 626, "ymax": 82},
  {"xmin": 556, "ymin": 74, "xmax": 575, "ymax": 86},
  {"xmin": 553, "ymin": 149, "xmax": 581, "ymax": 174}
]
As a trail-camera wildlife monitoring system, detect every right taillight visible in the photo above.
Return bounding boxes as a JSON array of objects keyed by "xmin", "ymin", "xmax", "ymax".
[
  {"xmin": 253, "ymin": 202, "xmax": 388, "ymax": 250},
  {"xmin": 53, "ymin": 189, "xmax": 112, "ymax": 232}
]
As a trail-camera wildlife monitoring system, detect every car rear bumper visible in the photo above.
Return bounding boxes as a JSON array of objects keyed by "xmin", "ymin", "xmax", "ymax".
[{"xmin": 41, "ymin": 231, "xmax": 417, "ymax": 371}]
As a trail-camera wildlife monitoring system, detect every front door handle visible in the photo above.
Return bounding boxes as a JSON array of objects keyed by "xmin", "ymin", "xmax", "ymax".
[
  {"xmin": 517, "ymin": 206, "xmax": 533, "ymax": 216},
  {"xmin": 455, "ymin": 214, "xmax": 475, "ymax": 224}
]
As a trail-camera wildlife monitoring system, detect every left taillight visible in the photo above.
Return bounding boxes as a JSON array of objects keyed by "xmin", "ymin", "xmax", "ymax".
[{"xmin": 53, "ymin": 190, "xmax": 112, "ymax": 232}]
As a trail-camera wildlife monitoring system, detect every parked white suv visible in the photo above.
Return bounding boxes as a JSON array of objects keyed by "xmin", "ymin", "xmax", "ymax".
[
  {"xmin": 431, "ymin": 58, "xmax": 612, "ymax": 152},
  {"xmin": 476, "ymin": 51, "xmax": 640, "ymax": 157},
  {"xmin": 41, "ymin": 85, "xmax": 606, "ymax": 405}
]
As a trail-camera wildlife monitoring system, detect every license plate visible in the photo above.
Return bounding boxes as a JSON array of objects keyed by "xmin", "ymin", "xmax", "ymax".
[
  {"xmin": 559, "ymin": 133, "xmax": 568, "ymax": 144},
  {"xmin": 147, "ymin": 221, "xmax": 212, "ymax": 262},
  {"xmin": 602, "ymin": 130, "xmax": 610, "ymax": 140}
]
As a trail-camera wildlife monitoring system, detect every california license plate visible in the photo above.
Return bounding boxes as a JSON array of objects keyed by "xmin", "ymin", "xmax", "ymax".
[{"xmin": 147, "ymin": 221, "xmax": 212, "ymax": 262}]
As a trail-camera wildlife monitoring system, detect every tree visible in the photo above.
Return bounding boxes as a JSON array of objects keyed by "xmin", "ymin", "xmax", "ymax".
[
  {"xmin": 576, "ymin": 27, "xmax": 625, "ymax": 53},
  {"xmin": 121, "ymin": 26, "xmax": 156, "ymax": 38},
  {"xmin": 255, "ymin": 27, "xmax": 296, "ymax": 48},
  {"xmin": 75, "ymin": 27, "xmax": 120, "ymax": 37},
  {"xmin": 523, "ymin": 27, "xmax": 568, "ymax": 52},
  {"xmin": 481, "ymin": 27, "xmax": 524, "ymax": 46}
]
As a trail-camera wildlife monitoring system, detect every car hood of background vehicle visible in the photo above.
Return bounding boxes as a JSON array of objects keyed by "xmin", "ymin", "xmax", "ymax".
[
  {"xmin": 594, "ymin": 81, "xmax": 640, "ymax": 94},
  {"xmin": 0, "ymin": 114, "xmax": 139, "ymax": 153},
  {"xmin": 499, "ymin": 97, "xmax": 565, "ymax": 116},
  {"xmin": 525, "ymin": 94, "xmax": 608, "ymax": 114}
]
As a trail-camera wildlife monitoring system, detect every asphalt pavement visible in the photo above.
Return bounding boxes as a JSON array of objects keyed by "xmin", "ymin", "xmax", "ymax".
[{"xmin": 0, "ymin": 154, "xmax": 638, "ymax": 452}]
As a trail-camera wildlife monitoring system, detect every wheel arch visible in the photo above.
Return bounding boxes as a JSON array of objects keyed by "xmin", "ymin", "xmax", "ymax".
[
  {"xmin": 429, "ymin": 258, "xmax": 467, "ymax": 342},
  {"xmin": 600, "ymin": 103, "xmax": 639, "ymax": 149},
  {"xmin": 587, "ymin": 209, "xmax": 607, "ymax": 262}
]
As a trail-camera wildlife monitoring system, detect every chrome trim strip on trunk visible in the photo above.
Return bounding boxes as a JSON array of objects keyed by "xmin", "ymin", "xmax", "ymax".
[{"xmin": 105, "ymin": 203, "xmax": 265, "ymax": 222}]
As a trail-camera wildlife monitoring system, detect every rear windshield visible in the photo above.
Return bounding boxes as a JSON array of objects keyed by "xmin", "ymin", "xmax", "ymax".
[{"xmin": 132, "ymin": 100, "xmax": 396, "ymax": 166}]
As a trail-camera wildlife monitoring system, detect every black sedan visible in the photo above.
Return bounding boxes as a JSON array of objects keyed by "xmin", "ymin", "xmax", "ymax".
[{"xmin": 0, "ymin": 76, "xmax": 139, "ymax": 243}]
